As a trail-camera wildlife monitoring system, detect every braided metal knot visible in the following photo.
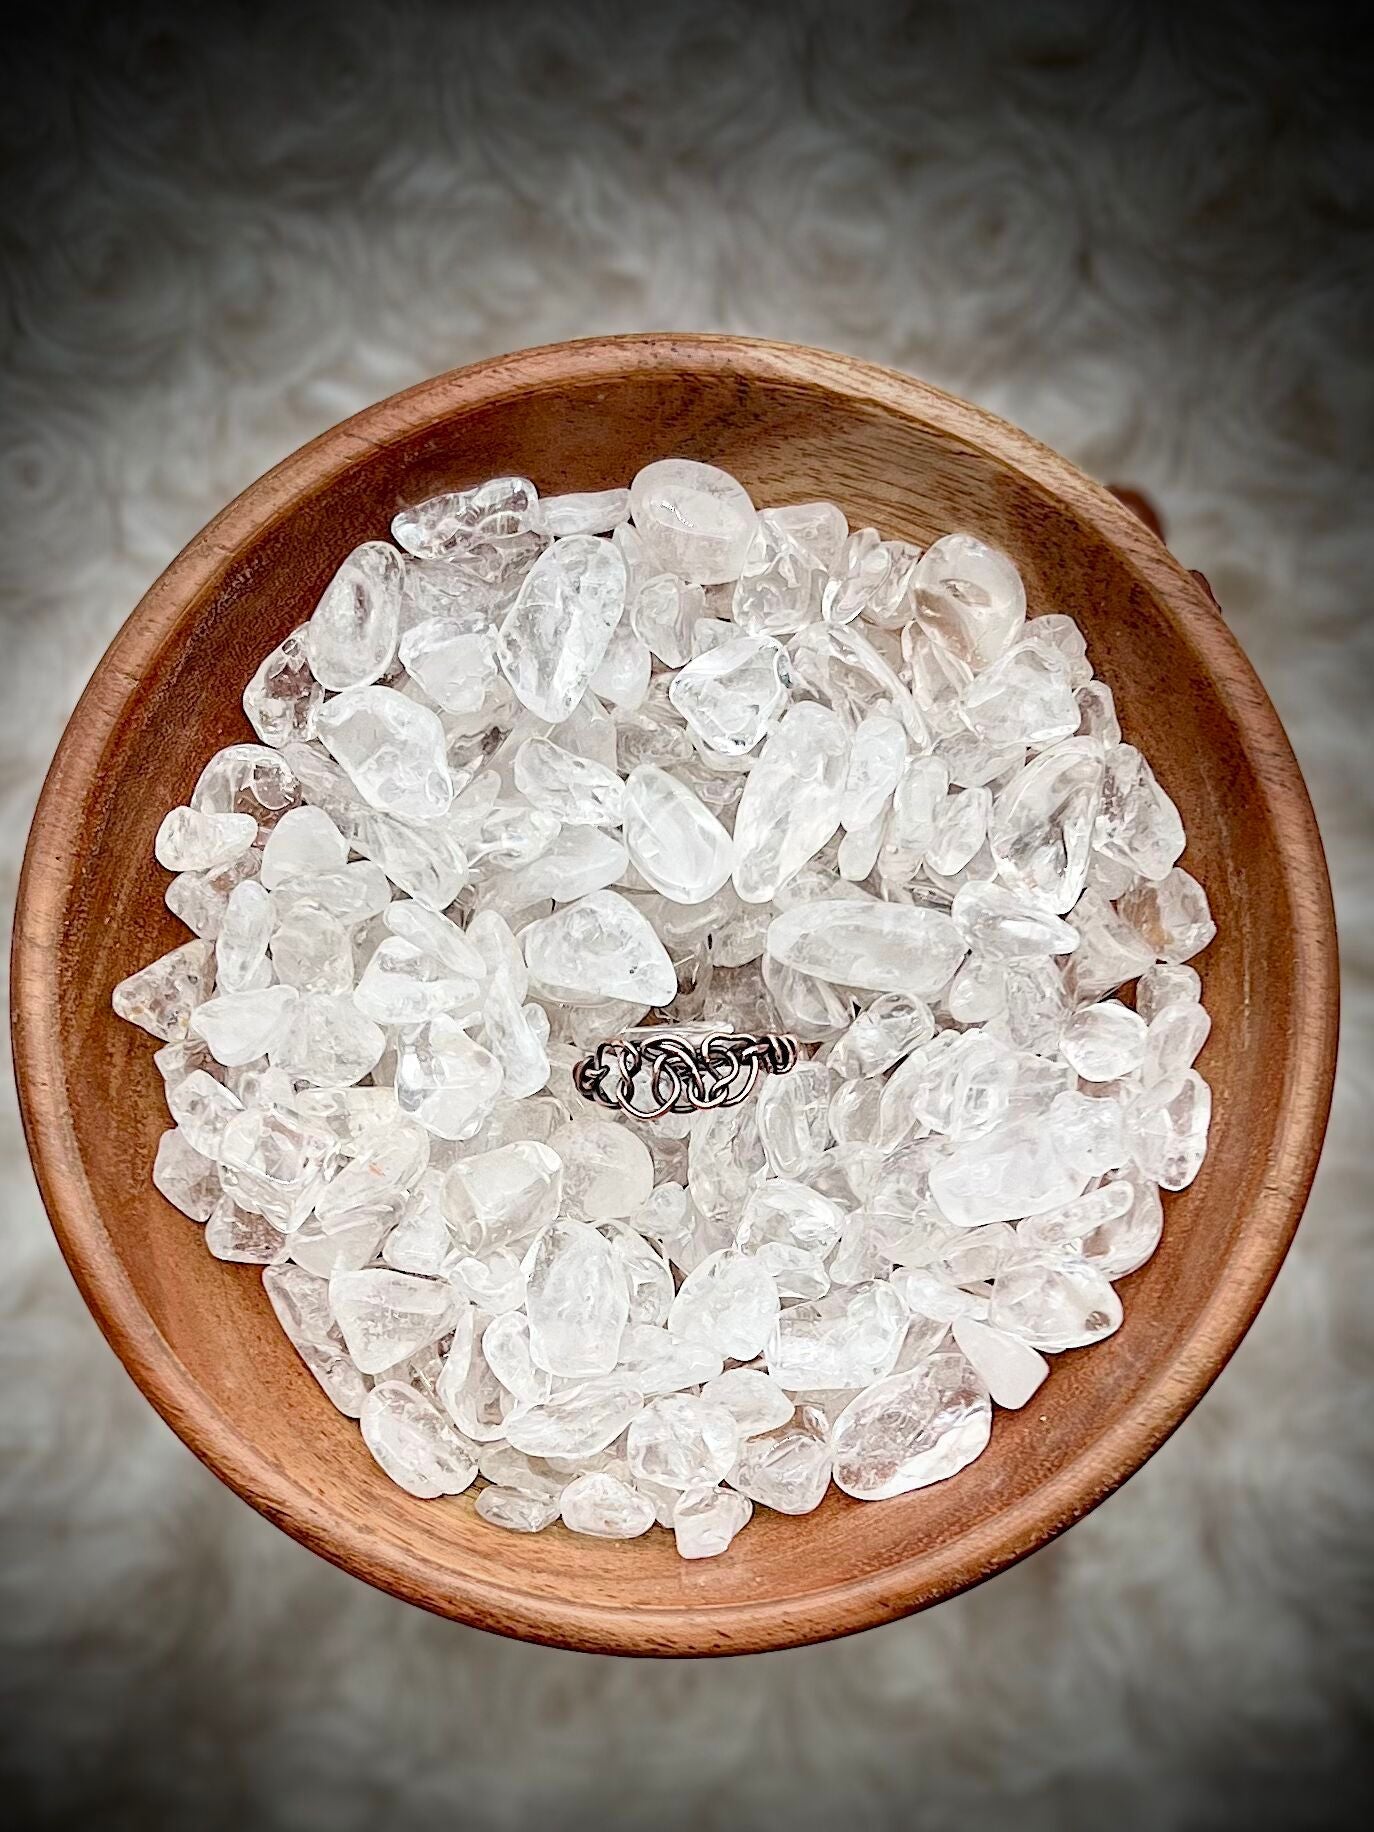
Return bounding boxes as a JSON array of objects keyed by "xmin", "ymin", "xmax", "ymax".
[{"xmin": 573, "ymin": 1027, "xmax": 800, "ymax": 1121}]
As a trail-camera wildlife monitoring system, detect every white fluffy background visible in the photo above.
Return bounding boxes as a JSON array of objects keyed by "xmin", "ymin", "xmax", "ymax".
[{"xmin": 2, "ymin": 2, "xmax": 1371, "ymax": 1826}]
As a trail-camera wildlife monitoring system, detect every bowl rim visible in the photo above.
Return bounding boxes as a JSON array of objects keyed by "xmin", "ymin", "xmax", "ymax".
[{"xmin": 11, "ymin": 332, "xmax": 1340, "ymax": 1657}]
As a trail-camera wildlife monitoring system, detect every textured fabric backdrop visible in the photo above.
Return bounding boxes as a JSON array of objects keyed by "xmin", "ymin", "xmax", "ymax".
[{"xmin": 2, "ymin": 3, "xmax": 1371, "ymax": 1826}]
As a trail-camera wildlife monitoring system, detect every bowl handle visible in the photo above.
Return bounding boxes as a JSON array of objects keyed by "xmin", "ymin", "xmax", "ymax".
[{"xmin": 1108, "ymin": 483, "xmax": 1220, "ymax": 611}]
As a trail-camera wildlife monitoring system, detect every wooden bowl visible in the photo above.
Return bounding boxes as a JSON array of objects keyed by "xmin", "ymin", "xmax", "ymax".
[{"xmin": 11, "ymin": 335, "xmax": 1338, "ymax": 1657}]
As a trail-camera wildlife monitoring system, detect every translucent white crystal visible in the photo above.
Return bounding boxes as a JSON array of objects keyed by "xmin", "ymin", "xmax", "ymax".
[
  {"xmin": 1130, "ymin": 1069, "xmax": 1211, "ymax": 1189},
  {"xmin": 152, "ymin": 1127, "xmax": 220, "ymax": 1220},
  {"xmin": 626, "ymin": 1394, "xmax": 739, "ymax": 1489},
  {"xmin": 930, "ymin": 1120, "xmax": 1086, "ymax": 1226},
  {"xmin": 841, "ymin": 712, "xmax": 907, "ymax": 830},
  {"xmin": 1118, "ymin": 868, "xmax": 1216, "ymax": 963},
  {"xmin": 990, "ymin": 738, "xmax": 1105, "ymax": 914},
  {"xmin": 354, "ymin": 936, "xmax": 481, "ymax": 1025},
  {"xmin": 755, "ymin": 1063, "xmax": 832, "ymax": 1181},
  {"xmin": 305, "ymin": 541, "xmax": 403, "ymax": 690},
  {"xmin": 672, "ymin": 1484, "xmax": 753, "ymax": 1559},
  {"xmin": 328, "ymin": 1267, "xmax": 453, "ymax": 1374},
  {"xmin": 189, "ymin": 984, "xmax": 298, "ymax": 1067},
  {"xmin": 538, "ymin": 487, "xmax": 630, "ymax": 538},
  {"xmin": 631, "ymin": 574, "xmax": 704, "ymax": 667},
  {"xmin": 767, "ymin": 899, "xmax": 966, "ymax": 998},
  {"xmin": 668, "ymin": 635, "xmax": 790, "ymax": 756},
  {"xmin": 548, "ymin": 1118, "xmax": 654, "ymax": 1220},
  {"xmin": 1135, "ymin": 960, "xmax": 1202, "ymax": 1024},
  {"xmin": 1094, "ymin": 743, "xmax": 1186, "ymax": 881},
  {"xmin": 621, "ymin": 764, "xmax": 733, "ymax": 904},
  {"xmin": 270, "ymin": 902, "xmax": 355, "ymax": 995},
  {"xmin": 191, "ymin": 743, "xmax": 299, "ymax": 829},
  {"xmin": 155, "ymin": 807, "xmax": 257, "ymax": 873},
  {"xmin": 912, "ymin": 534, "xmax": 1026, "ymax": 669},
  {"xmin": 316, "ymin": 686, "xmax": 453, "ymax": 822},
  {"xmin": 523, "ymin": 1218, "xmax": 629, "ymax": 1377},
  {"xmin": 951, "ymin": 880, "xmax": 1080, "ymax": 962},
  {"xmin": 476, "ymin": 1488, "xmax": 560, "ymax": 1533},
  {"xmin": 392, "ymin": 476, "xmax": 541, "ymax": 572},
  {"xmin": 1142, "ymin": 998, "xmax": 1211, "ymax": 1093},
  {"xmin": 505, "ymin": 1377, "xmax": 644, "ymax": 1459},
  {"xmin": 243, "ymin": 627, "xmax": 323, "ymax": 748},
  {"xmin": 830, "ymin": 1351, "xmax": 992, "ymax": 1498},
  {"xmin": 113, "ymin": 939, "xmax": 215, "ymax": 1041},
  {"xmin": 397, "ymin": 617, "xmax": 497, "ymax": 714},
  {"xmin": 395, "ymin": 1018, "xmax": 503, "ymax": 1139},
  {"xmin": 764, "ymin": 1280, "xmax": 907, "ymax": 1390},
  {"xmin": 727, "ymin": 1403, "xmax": 831, "ymax": 1515},
  {"xmin": 829, "ymin": 993, "xmax": 935, "ymax": 1080},
  {"xmin": 218, "ymin": 1107, "xmax": 338, "ymax": 1230},
  {"xmin": 214, "ymin": 881, "xmax": 273, "ymax": 993},
  {"xmin": 615, "ymin": 1322, "xmax": 723, "ymax": 1398},
  {"xmin": 437, "ymin": 1320, "xmax": 519, "ymax": 1442},
  {"xmin": 701, "ymin": 1367, "xmax": 794, "ymax": 1438},
  {"xmin": 205, "ymin": 1195, "xmax": 288, "ymax": 1264},
  {"xmin": 1060, "ymin": 1000, "xmax": 1147, "ymax": 1080},
  {"xmin": 523, "ymin": 890, "xmax": 676, "ymax": 1006},
  {"xmin": 496, "ymin": 535, "xmax": 627, "ymax": 722},
  {"xmin": 480, "ymin": 1311, "xmax": 552, "ymax": 1407},
  {"xmin": 271, "ymin": 861, "xmax": 392, "ymax": 926},
  {"xmin": 360, "ymin": 1381, "xmax": 477, "ymax": 1499},
  {"xmin": 629, "ymin": 459, "xmax": 757, "ymax": 585},
  {"xmin": 736, "ymin": 1178, "xmax": 845, "ymax": 1257},
  {"xmin": 989, "ymin": 1259, "xmax": 1123, "ymax": 1350},
  {"xmin": 271, "ymin": 994, "xmax": 384, "ymax": 1088},
  {"xmin": 559, "ymin": 1471, "xmax": 655, "ymax": 1538},
  {"xmin": 260, "ymin": 805, "xmax": 348, "ymax": 890},
  {"xmin": 961, "ymin": 641, "xmax": 1079, "ymax": 746},
  {"xmin": 589, "ymin": 625, "xmax": 651, "ymax": 709},
  {"xmin": 950, "ymin": 1316, "xmax": 1048, "ymax": 1409},
  {"xmin": 442, "ymin": 1141, "xmax": 562, "ymax": 1250},
  {"xmin": 668, "ymin": 1248, "xmax": 779, "ymax": 1360},
  {"xmin": 733, "ymin": 502, "xmax": 847, "ymax": 635},
  {"xmin": 513, "ymin": 736, "xmax": 623, "ymax": 827},
  {"xmin": 166, "ymin": 1069, "xmax": 242, "ymax": 1158},
  {"xmin": 732, "ymin": 703, "xmax": 850, "ymax": 902}
]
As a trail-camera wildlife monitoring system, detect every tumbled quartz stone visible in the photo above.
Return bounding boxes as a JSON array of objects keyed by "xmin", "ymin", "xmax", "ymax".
[
  {"xmin": 329, "ymin": 1267, "xmax": 453, "ymax": 1374},
  {"xmin": 166, "ymin": 1069, "xmax": 242, "ymax": 1159},
  {"xmin": 831, "ymin": 1351, "xmax": 992, "ymax": 1499},
  {"xmin": 523, "ymin": 890, "xmax": 676, "ymax": 1006},
  {"xmin": 243, "ymin": 627, "xmax": 323, "ymax": 748},
  {"xmin": 615, "ymin": 1322, "xmax": 723, "ymax": 1398},
  {"xmin": 1142, "ymin": 999, "xmax": 1212, "ymax": 1095},
  {"xmin": 155, "ymin": 807, "xmax": 257, "ymax": 873},
  {"xmin": 438, "ymin": 1325, "xmax": 519, "ymax": 1442},
  {"xmin": 961, "ymin": 642, "xmax": 1080, "ymax": 747},
  {"xmin": 950, "ymin": 1316, "xmax": 1048, "ymax": 1409},
  {"xmin": 925, "ymin": 785, "xmax": 991, "ymax": 878},
  {"xmin": 1118, "ymin": 868, "xmax": 1216, "ymax": 963},
  {"xmin": 480, "ymin": 1311, "xmax": 551, "ymax": 1407},
  {"xmin": 668, "ymin": 635, "xmax": 790, "ymax": 756},
  {"xmin": 316, "ymin": 686, "xmax": 453, "ymax": 822},
  {"xmin": 733, "ymin": 501, "xmax": 847, "ymax": 635},
  {"xmin": 360, "ymin": 1381, "xmax": 477, "ymax": 1499},
  {"xmin": 990, "ymin": 739, "xmax": 1104, "ymax": 915},
  {"xmin": 190, "ymin": 985, "xmax": 298, "ymax": 1067},
  {"xmin": 523, "ymin": 1219, "xmax": 630, "ymax": 1377},
  {"xmin": 756, "ymin": 1064, "xmax": 833, "ymax": 1181},
  {"xmin": 537, "ymin": 487, "xmax": 630, "ymax": 538},
  {"xmin": 631, "ymin": 574, "xmax": 704, "ymax": 667},
  {"xmin": 548, "ymin": 1119, "xmax": 654, "ymax": 1220},
  {"xmin": 271, "ymin": 994, "xmax": 385, "ymax": 1089},
  {"xmin": 476, "ymin": 1488, "xmax": 560, "ymax": 1533},
  {"xmin": 216, "ymin": 881, "xmax": 273, "ymax": 992},
  {"xmin": 152, "ymin": 1127, "xmax": 220, "ymax": 1221},
  {"xmin": 355, "ymin": 936, "xmax": 482, "ymax": 1025},
  {"xmin": 505, "ymin": 1377, "xmax": 645, "ymax": 1459},
  {"xmin": 1094, "ymin": 743, "xmax": 1186, "ymax": 882},
  {"xmin": 1060, "ymin": 1000, "xmax": 1147, "ymax": 1080},
  {"xmin": 398, "ymin": 618, "xmax": 497, "ymax": 714},
  {"xmin": 392, "ymin": 475, "xmax": 540, "ymax": 569},
  {"xmin": 305, "ymin": 541, "xmax": 403, "ymax": 690},
  {"xmin": 191, "ymin": 743, "xmax": 299, "ymax": 830},
  {"xmin": 1135, "ymin": 961, "xmax": 1202, "ymax": 1025},
  {"xmin": 930, "ymin": 1120, "xmax": 1087, "ymax": 1226},
  {"xmin": 765, "ymin": 1281, "xmax": 908, "ymax": 1391},
  {"xmin": 737, "ymin": 1179, "xmax": 846, "ymax": 1257},
  {"xmin": 513, "ymin": 736, "xmax": 624, "ymax": 827},
  {"xmin": 603, "ymin": 1223, "xmax": 674, "ymax": 1326},
  {"xmin": 951, "ymin": 880, "xmax": 1080, "ymax": 963},
  {"xmin": 672, "ymin": 1485, "xmax": 753, "ymax": 1560},
  {"xmin": 204, "ymin": 1194, "xmax": 288, "ymax": 1264},
  {"xmin": 560, "ymin": 1471, "xmax": 656, "ymax": 1539},
  {"xmin": 668, "ymin": 1249, "xmax": 779, "ymax": 1360},
  {"xmin": 727, "ymin": 1403, "xmax": 832, "ymax": 1515},
  {"xmin": 990, "ymin": 1259, "xmax": 1123, "ymax": 1350},
  {"xmin": 1131, "ymin": 1069, "xmax": 1211, "ymax": 1189},
  {"xmin": 769, "ymin": 898, "xmax": 969, "ymax": 1000},
  {"xmin": 113, "ymin": 939, "xmax": 215, "ymax": 1041},
  {"xmin": 496, "ymin": 535, "xmax": 627, "ymax": 722},
  {"xmin": 627, "ymin": 1394, "xmax": 740, "ymax": 1489},
  {"xmin": 841, "ymin": 713, "xmax": 907, "ymax": 831},
  {"xmin": 270, "ymin": 902, "xmax": 355, "ymax": 995},
  {"xmin": 395, "ymin": 1018, "xmax": 503, "ymax": 1140},
  {"xmin": 830, "ymin": 993, "xmax": 935, "ymax": 1079},
  {"xmin": 629, "ymin": 459, "xmax": 757, "ymax": 585},
  {"xmin": 701, "ymin": 1368, "xmax": 795, "ymax": 1439},
  {"xmin": 732, "ymin": 703, "xmax": 850, "ymax": 903},
  {"xmin": 443, "ymin": 1141, "xmax": 562, "ymax": 1249},
  {"xmin": 912, "ymin": 534, "xmax": 1025, "ymax": 669},
  {"xmin": 621, "ymin": 764, "xmax": 733, "ymax": 904},
  {"xmin": 218, "ymin": 1107, "xmax": 337, "ymax": 1231},
  {"xmin": 260, "ymin": 805, "xmax": 348, "ymax": 890},
  {"xmin": 166, "ymin": 854, "xmax": 259, "ymax": 941}
]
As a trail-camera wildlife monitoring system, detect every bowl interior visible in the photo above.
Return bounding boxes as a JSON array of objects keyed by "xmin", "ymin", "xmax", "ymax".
[{"xmin": 16, "ymin": 340, "xmax": 1335, "ymax": 1655}]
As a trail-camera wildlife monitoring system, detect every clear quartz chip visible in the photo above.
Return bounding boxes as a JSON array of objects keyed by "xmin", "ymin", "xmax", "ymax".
[
  {"xmin": 191, "ymin": 743, "xmax": 299, "ymax": 830},
  {"xmin": 360, "ymin": 1381, "xmax": 478, "ymax": 1499},
  {"xmin": 727, "ymin": 1403, "xmax": 832, "ymax": 1515},
  {"xmin": 505, "ymin": 1378, "xmax": 645, "ymax": 1459},
  {"xmin": 912, "ymin": 534, "xmax": 1026, "ymax": 669},
  {"xmin": 190, "ymin": 984, "xmax": 299, "ymax": 1067},
  {"xmin": 522, "ymin": 890, "xmax": 676, "ymax": 1006},
  {"xmin": 990, "ymin": 739, "xmax": 1105, "ymax": 915},
  {"xmin": 316, "ymin": 686, "xmax": 453, "ymax": 822},
  {"xmin": 1118, "ymin": 868, "xmax": 1216, "ymax": 963},
  {"xmin": 1059, "ymin": 1000, "xmax": 1147, "ymax": 1080},
  {"xmin": 626, "ymin": 1394, "xmax": 740, "ymax": 1489},
  {"xmin": 548, "ymin": 1119, "xmax": 654, "ymax": 1220},
  {"xmin": 113, "ymin": 939, "xmax": 215, "ymax": 1041},
  {"xmin": 443, "ymin": 1141, "xmax": 563, "ymax": 1250},
  {"xmin": 989, "ymin": 1259, "xmax": 1123, "ymax": 1351},
  {"xmin": 155, "ymin": 807, "xmax": 257, "ymax": 872},
  {"xmin": 398, "ymin": 618, "xmax": 497, "ymax": 715},
  {"xmin": 621, "ymin": 764, "xmax": 733, "ymax": 905},
  {"xmin": 830, "ymin": 1351, "xmax": 992, "ymax": 1498},
  {"xmin": 513, "ymin": 736, "xmax": 624, "ymax": 827},
  {"xmin": 668, "ymin": 635, "xmax": 790, "ymax": 756},
  {"xmin": 496, "ymin": 535, "xmax": 628, "ymax": 722},
  {"xmin": 330, "ymin": 1267, "xmax": 454, "ymax": 1374},
  {"xmin": 524, "ymin": 1218, "xmax": 630, "ymax": 1377},
  {"xmin": 559, "ymin": 1471, "xmax": 656, "ymax": 1539},
  {"xmin": 395, "ymin": 1018, "xmax": 503, "ymax": 1140},
  {"xmin": 305, "ymin": 541, "xmax": 403, "ymax": 690},
  {"xmin": 767, "ymin": 899, "xmax": 967, "ymax": 997},
  {"xmin": 629, "ymin": 459, "xmax": 757, "ymax": 585},
  {"xmin": 260, "ymin": 805, "xmax": 348, "ymax": 889},
  {"xmin": 152, "ymin": 1127, "xmax": 220, "ymax": 1220},
  {"xmin": 672, "ymin": 1484, "xmax": 753, "ymax": 1559},
  {"xmin": 950, "ymin": 1316, "xmax": 1048, "ymax": 1409},
  {"xmin": 701, "ymin": 1368, "xmax": 795, "ymax": 1439},
  {"xmin": 731, "ymin": 703, "xmax": 850, "ymax": 902},
  {"xmin": 764, "ymin": 1281, "xmax": 908, "ymax": 1391},
  {"xmin": 216, "ymin": 881, "xmax": 273, "ymax": 992},
  {"xmin": 668, "ymin": 1248, "xmax": 779, "ymax": 1360},
  {"xmin": 243, "ymin": 627, "xmax": 323, "ymax": 748}
]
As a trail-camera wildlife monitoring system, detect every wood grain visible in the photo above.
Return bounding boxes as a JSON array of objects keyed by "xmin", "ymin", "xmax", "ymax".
[{"xmin": 10, "ymin": 334, "xmax": 1339, "ymax": 1657}]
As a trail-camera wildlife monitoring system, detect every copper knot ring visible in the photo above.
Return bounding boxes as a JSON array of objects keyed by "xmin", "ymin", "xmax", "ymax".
[{"xmin": 573, "ymin": 1029, "xmax": 800, "ymax": 1121}]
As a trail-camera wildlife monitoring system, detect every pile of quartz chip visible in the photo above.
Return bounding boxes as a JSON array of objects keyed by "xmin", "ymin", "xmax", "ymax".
[{"xmin": 114, "ymin": 459, "xmax": 1215, "ymax": 1556}]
